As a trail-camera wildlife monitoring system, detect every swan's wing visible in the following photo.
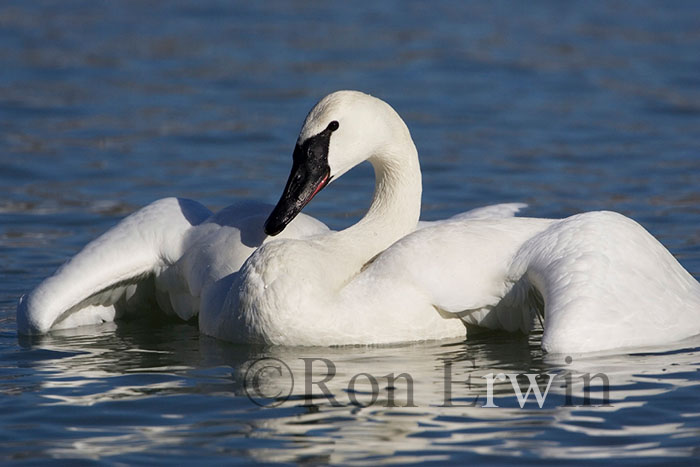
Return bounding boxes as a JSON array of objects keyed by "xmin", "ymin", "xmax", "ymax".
[
  {"xmin": 416, "ymin": 203, "xmax": 527, "ymax": 230},
  {"xmin": 17, "ymin": 198, "xmax": 211, "ymax": 334},
  {"xmin": 354, "ymin": 217, "xmax": 554, "ymax": 333},
  {"xmin": 509, "ymin": 211, "xmax": 700, "ymax": 353},
  {"xmin": 375, "ymin": 211, "xmax": 700, "ymax": 353}
]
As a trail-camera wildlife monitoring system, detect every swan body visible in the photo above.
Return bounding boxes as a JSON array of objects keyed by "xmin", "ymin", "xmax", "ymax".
[{"xmin": 17, "ymin": 90, "xmax": 700, "ymax": 353}]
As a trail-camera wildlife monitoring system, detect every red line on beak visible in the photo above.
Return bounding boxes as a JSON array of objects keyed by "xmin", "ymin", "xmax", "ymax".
[{"xmin": 310, "ymin": 174, "xmax": 329, "ymax": 200}]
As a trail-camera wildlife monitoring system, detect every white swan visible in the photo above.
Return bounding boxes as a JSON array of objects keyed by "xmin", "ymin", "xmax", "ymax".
[{"xmin": 17, "ymin": 90, "xmax": 700, "ymax": 353}]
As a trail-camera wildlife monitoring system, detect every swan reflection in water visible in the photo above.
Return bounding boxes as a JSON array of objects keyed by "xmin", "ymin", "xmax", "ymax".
[{"xmin": 16, "ymin": 322, "xmax": 700, "ymax": 462}]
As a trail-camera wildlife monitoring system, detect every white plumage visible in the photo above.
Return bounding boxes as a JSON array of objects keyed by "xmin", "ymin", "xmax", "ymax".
[{"xmin": 17, "ymin": 91, "xmax": 700, "ymax": 353}]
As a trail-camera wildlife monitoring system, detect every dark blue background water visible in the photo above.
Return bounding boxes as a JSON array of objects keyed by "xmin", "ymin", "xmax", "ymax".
[{"xmin": 1, "ymin": 1, "xmax": 700, "ymax": 464}]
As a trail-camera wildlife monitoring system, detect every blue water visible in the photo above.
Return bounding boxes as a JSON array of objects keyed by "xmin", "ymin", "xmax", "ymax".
[{"xmin": 2, "ymin": 1, "xmax": 700, "ymax": 464}]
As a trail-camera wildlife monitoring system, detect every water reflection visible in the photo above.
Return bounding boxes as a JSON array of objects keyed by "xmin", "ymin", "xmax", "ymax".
[{"xmin": 7, "ymin": 322, "xmax": 699, "ymax": 463}]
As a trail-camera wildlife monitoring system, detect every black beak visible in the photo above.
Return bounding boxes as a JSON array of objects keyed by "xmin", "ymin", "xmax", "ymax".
[
  {"xmin": 264, "ymin": 152, "xmax": 331, "ymax": 236},
  {"xmin": 264, "ymin": 120, "xmax": 339, "ymax": 236}
]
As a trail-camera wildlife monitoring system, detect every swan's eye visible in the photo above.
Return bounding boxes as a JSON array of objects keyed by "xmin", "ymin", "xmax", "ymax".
[{"xmin": 328, "ymin": 121, "xmax": 339, "ymax": 132}]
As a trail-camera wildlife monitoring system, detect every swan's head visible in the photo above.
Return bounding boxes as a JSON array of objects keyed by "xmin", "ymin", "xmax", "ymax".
[{"xmin": 265, "ymin": 90, "xmax": 409, "ymax": 236}]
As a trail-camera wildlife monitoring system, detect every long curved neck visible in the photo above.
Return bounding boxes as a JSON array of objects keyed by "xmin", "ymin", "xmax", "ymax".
[{"xmin": 322, "ymin": 135, "xmax": 422, "ymax": 275}]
